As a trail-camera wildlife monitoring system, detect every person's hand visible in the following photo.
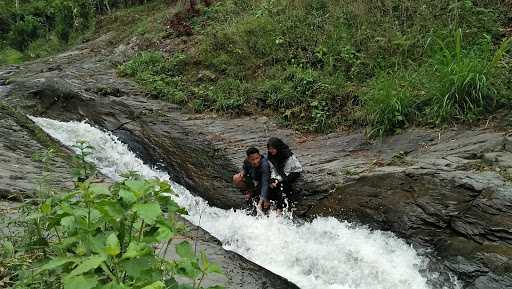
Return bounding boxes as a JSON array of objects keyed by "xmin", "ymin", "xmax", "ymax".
[
  {"xmin": 270, "ymin": 180, "xmax": 279, "ymax": 188},
  {"xmin": 244, "ymin": 191, "xmax": 252, "ymax": 201}
]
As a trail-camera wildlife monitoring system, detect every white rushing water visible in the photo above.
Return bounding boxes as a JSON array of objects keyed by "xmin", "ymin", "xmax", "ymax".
[{"xmin": 32, "ymin": 117, "xmax": 460, "ymax": 289}]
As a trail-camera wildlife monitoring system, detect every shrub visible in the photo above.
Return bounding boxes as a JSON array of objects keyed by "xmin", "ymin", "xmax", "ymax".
[
  {"xmin": 258, "ymin": 66, "xmax": 344, "ymax": 132},
  {"xmin": 7, "ymin": 16, "xmax": 44, "ymax": 51},
  {"xmin": 119, "ymin": 51, "xmax": 189, "ymax": 77}
]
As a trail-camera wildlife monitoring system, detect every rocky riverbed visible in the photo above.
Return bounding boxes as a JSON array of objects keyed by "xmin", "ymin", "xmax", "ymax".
[{"xmin": 1, "ymin": 36, "xmax": 511, "ymax": 288}]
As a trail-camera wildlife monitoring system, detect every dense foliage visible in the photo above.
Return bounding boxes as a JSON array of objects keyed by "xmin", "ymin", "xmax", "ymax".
[
  {"xmin": 0, "ymin": 0, "xmax": 153, "ymax": 64},
  {"xmin": 118, "ymin": 0, "xmax": 512, "ymax": 135},
  {"xmin": 0, "ymin": 143, "xmax": 224, "ymax": 289}
]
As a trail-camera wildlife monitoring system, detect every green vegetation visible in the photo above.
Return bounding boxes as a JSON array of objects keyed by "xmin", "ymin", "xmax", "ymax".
[
  {"xmin": 0, "ymin": 143, "xmax": 224, "ymax": 289},
  {"xmin": 0, "ymin": 0, "xmax": 159, "ymax": 65},
  {"xmin": 2, "ymin": 0, "xmax": 512, "ymax": 135},
  {"xmin": 116, "ymin": 0, "xmax": 512, "ymax": 135}
]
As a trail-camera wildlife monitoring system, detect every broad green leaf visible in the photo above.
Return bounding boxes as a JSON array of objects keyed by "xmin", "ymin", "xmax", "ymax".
[
  {"xmin": 158, "ymin": 180, "xmax": 172, "ymax": 193},
  {"xmin": 200, "ymin": 253, "xmax": 223, "ymax": 274},
  {"xmin": 122, "ymin": 242, "xmax": 150, "ymax": 259},
  {"xmin": 68, "ymin": 255, "xmax": 106, "ymax": 277},
  {"xmin": 89, "ymin": 208, "xmax": 103, "ymax": 223},
  {"xmin": 104, "ymin": 233, "xmax": 120, "ymax": 257},
  {"xmin": 37, "ymin": 257, "xmax": 76, "ymax": 272},
  {"xmin": 207, "ymin": 263, "xmax": 223, "ymax": 274},
  {"xmin": 175, "ymin": 241, "xmax": 194, "ymax": 258},
  {"xmin": 97, "ymin": 201, "xmax": 124, "ymax": 221},
  {"xmin": 167, "ymin": 199, "xmax": 188, "ymax": 215},
  {"xmin": 60, "ymin": 216, "xmax": 75, "ymax": 228},
  {"xmin": 134, "ymin": 202, "xmax": 161, "ymax": 225},
  {"xmin": 119, "ymin": 189, "xmax": 137, "ymax": 204},
  {"xmin": 199, "ymin": 250, "xmax": 209, "ymax": 270},
  {"xmin": 89, "ymin": 183, "xmax": 110, "ymax": 195},
  {"xmin": 141, "ymin": 281, "xmax": 165, "ymax": 289},
  {"xmin": 155, "ymin": 225, "xmax": 174, "ymax": 242},
  {"xmin": 85, "ymin": 234, "xmax": 107, "ymax": 254},
  {"xmin": 63, "ymin": 275, "xmax": 98, "ymax": 289},
  {"xmin": 175, "ymin": 260, "xmax": 201, "ymax": 279},
  {"xmin": 125, "ymin": 180, "xmax": 148, "ymax": 197},
  {"xmin": 121, "ymin": 256, "xmax": 154, "ymax": 279},
  {"xmin": 60, "ymin": 236, "xmax": 79, "ymax": 250}
]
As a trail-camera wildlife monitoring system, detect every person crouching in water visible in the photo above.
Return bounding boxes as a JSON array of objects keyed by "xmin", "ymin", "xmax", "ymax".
[
  {"xmin": 233, "ymin": 147, "xmax": 272, "ymax": 212},
  {"xmin": 267, "ymin": 137, "xmax": 303, "ymax": 211}
]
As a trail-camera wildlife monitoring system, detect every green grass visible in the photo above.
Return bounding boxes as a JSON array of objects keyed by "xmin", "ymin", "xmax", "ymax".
[
  {"xmin": 108, "ymin": 0, "xmax": 512, "ymax": 134},
  {"xmin": 0, "ymin": 47, "xmax": 24, "ymax": 65},
  {"xmin": 426, "ymin": 32, "xmax": 511, "ymax": 124},
  {"xmin": 362, "ymin": 71, "xmax": 419, "ymax": 137},
  {"xmin": 92, "ymin": 0, "xmax": 169, "ymax": 46}
]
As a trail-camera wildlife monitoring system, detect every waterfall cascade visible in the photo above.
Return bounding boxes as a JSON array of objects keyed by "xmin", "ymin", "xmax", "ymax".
[{"xmin": 32, "ymin": 116, "xmax": 460, "ymax": 289}]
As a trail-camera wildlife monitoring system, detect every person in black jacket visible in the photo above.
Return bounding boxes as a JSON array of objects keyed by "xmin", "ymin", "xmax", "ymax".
[
  {"xmin": 267, "ymin": 137, "xmax": 303, "ymax": 209},
  {"xmin": 233, "ymin": 147, "xmax": 271, "ymax": 211}
]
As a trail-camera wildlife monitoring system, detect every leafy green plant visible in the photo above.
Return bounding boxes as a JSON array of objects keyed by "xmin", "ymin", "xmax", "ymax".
[
  {"xmin": 71, "ymin": 140, "xmax": 97, "ymax": 182},
  {"xmin": 32, "ymin": 148, "xmax": 57, "ymax": 198},
  {"xmin": 0, "ymin": 0, "xmax": 157, "ymax": 63},
  {"xmin": 112, "ymin": 0, "xmax": 512, "ymax": 136},
  {"xmin": 14, "ymin": 175, "xmax": 224, "ymax": 289},
  {"xmin": 2, "ymin": 141, "xmax": 224, "ymax": 289}
]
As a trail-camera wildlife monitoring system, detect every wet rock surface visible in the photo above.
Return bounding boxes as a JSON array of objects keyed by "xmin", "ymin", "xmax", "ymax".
[
  {"xmin": 0, "ymin": 103, "xmax": 74, "ymax": 200},
  {"xmin": 1, "ymin": 38, "xmax": 512, "ymax": 288}
]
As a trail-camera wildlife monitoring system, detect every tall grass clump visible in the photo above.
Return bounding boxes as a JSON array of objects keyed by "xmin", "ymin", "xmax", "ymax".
[
  {"xmin": 426, "ymin": 30, "xmax": 511, "ymax": 124},
  {"xmin": 363, "ymin": 72, "xmax": 419, "ymax": 137}
]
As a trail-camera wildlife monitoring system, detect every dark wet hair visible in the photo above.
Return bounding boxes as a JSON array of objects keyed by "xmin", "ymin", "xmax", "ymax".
[
  {"xmin": 267, "ymin": 137, "xmax": 292, "ymax": 176},
  {"xmin": 246, "ymin": 147, "xmax": 260, "ymax": 156}
]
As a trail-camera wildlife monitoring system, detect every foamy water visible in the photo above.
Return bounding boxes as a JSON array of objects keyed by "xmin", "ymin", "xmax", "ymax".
[{"xmin": 31, "ymin": 116, "xmax": 460, "ymax": 289}]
